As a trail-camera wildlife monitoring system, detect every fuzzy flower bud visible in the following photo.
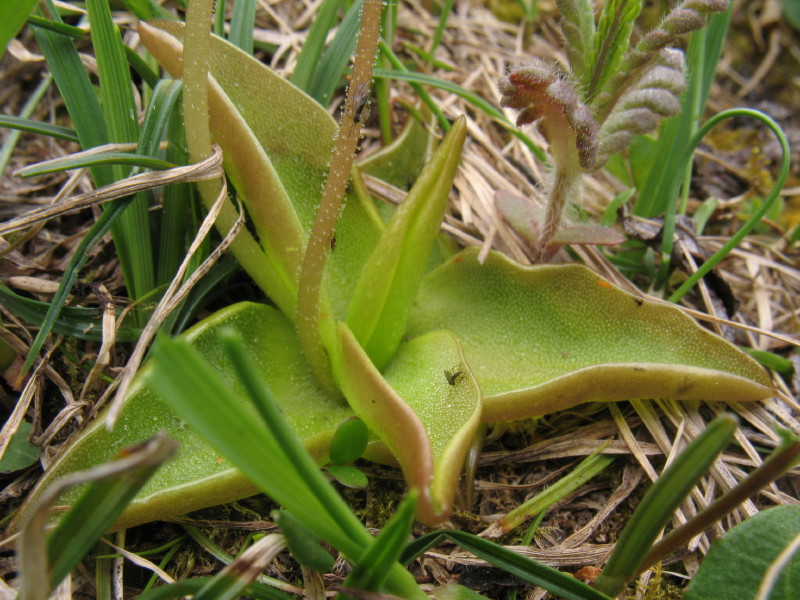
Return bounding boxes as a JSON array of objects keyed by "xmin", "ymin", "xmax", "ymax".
[
  {"xmin": 638, "ymin": 0, "xmax": 729, "ymax": 54},
  {"xmin": 500, "ymin": 62, "xmax": 599, "ymax": 171}
]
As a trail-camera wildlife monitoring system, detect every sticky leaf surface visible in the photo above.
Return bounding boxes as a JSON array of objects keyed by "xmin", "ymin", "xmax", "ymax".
[
  {"xmin": 24, "ymin": 303, "xmax": 351, "ymax": 530},
  {"xmin": 407, "ymin": 248, "xmax": 772, "ymax": 422}
]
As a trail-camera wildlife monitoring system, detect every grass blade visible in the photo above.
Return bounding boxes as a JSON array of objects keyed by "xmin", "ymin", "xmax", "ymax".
[
  {"xmin": 125, "ymin": 44, "xmax": 161, "ymax": 89},
  {"xmin": 0, "ymin": 112, "xmax": 77, "ymax": 143},
  {"xmin": 26, "ymin": 13, "xmax": 85, "ymax": 38},
  {"xmin": 0, "ymin": 75, "xmax": 56, "ymax": 176},
  {"xmin": 0, "ymin": 283, "xmax": 142, "ymax": 342},
  {"xmin": 428, "ymin": 0, "xmax": 454, "ymax": 58},
  {"xmin": 19, "ymin": 198, "xmax": 134, "ymax": 377},
  {"xmin": 290, "ymin": 0, "xmax": 343, "ymax": 92},
  {"xmin": 192, "ymin": 535, "xmax": 287, "ymax": 600},
  {"xmin": 121, "ymin": 0, "xmax": 174, "ymax": 21},
  {"xmin": 31, "ymin": 5, "xmax": 111, "ymax": 183},
  {"xmin": 136, "ymin": 578, "xmax": 292, "ymax": 600},
  {"xmin": 644, "ymin": 432, "xmax": 800, "ymax": 571},
  {"xmin": 228, "ymin": 0, "xmax": 257, "ymax": 54},
  {"xmin": 308, "ymin": 0, "xmax": 364, "ymax": 106},
  {"xmin": 134, "ymin": 78, "xmax": 188, "ymax": 288},
  {"xmin": 216, "ymin": 329, "xmax": 372, "ymax": 552},
  {"xmin": 402, "ymin": 531, "xmax": 614, "ymax": 600},
  {"xmin": 0, "ymin": 0, "xmax": 41, "ymax": 61},
  {"xmin": 345, "ymin": 492, "xmax": 418, "ymax": 591},
  {"xmin": 17, "ymin": 433, "xmax": 177, "ymax": 599},
  {"xmin": 276, "ymin": 510, "xmax": 336, "ymax": 572},
  {"xmin": 157, "ymin": 91, "xmax": 196, "ymax": 287},
  {"xmin": 373, "ymin": 66, "xmax": 546, "ymax": 162},
  {"xmin": 86, "ymin": 0, "xmax": 155, "ymax": 303},
  {"xmin": 21, "ymin": 1, "xmax": 142, "ymax": 375},
  {"xmin": 17, "ymin": 152, "xmax": 174, "ymax": 176},
  {"xmin": 632, "ymin": 5, "xmax": 732, "ymax": 218},
  {"xmin": 488, "ymin": 452, "xmax": 615, "ymax": 535},
  {"xmin": 595, "ymin": 414, "xmax": 739, "ymax": 596},
  {"xmin": 665, "ymin": 108, "xmax": 791, "ymax": 302}
]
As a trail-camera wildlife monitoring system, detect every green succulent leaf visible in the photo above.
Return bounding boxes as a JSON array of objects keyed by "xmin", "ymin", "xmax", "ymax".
[
  {"xmin": 347, "ymin": 116, "xmax": 467, "ymax": 369},
  {"xmin": 329, "ymin": 417, "xmax": 369, "ymax": 465},
  {"xmin": 335, "ymin": 324, "xmax": 481, "ymax": 524},
  {"xmin": 139, "ymin": 20, "xmax": 386, "ymax": 321},
  {"xmin": 20, "ymin": 303, "xmax": 352, "ymax": 531},
  {"xmin": 684, "ymin": 505, "xmax": 800, "ymax": 600},
  {"xmin": 327, "ymin": 464, "xmax": 369, "ymax": 488},
  {"xmin": 0, "ymin": 420, "xmax": 41, "ymax": 473},
  {"xmin": 139, "ymin": 20, "xmax": 309, "ymax": 316},
  {"xmin": 407, "ymin": 248, "xmax": 772, "ymax": 422}
]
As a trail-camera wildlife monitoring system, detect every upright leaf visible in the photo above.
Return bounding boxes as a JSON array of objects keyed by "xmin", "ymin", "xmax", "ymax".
[
  {"xmin": 335, "ymin": 324, "xmax": 481, "ymax": 524},
  {"xmin": 0, "ymin": 0, "xmax": 39, "ymax": 61},
  {"xmin": 555, "ymin": 0, "xmax": 597, "ymax": 90},
  {"xmin": 590, "ymin": 0, "xmax": 642, "ymax": 101},
  {"xmin": 140, "ymin": 20, "xmax": 311, "ymax": 316},
  {"xmin": 346, "ymin": 117, "xmax": 466, "ymax": 369}
]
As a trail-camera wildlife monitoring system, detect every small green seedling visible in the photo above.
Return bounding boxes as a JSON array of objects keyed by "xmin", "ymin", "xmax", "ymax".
[{"xmin": 326, "ymin": 417, "xmax": 370, "ymax": 488}]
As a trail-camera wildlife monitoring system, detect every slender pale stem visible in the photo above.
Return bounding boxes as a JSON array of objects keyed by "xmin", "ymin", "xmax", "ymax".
[
  {"xmin": 181, "ymin": 0, "xmax": 282, "ymax": 308},
  {"xmin": 536, "ymin": 163, "xmax": 579, "ymax": 261},
  {"xmin": 182, "ymin": 0, "xmax": 213, "ymax": 163},
  {"xmin": 296, "ymin": 0, "xmax": 383, "ymax": 390}
]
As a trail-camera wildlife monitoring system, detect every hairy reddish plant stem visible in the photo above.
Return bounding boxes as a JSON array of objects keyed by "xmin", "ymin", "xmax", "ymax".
[{"xmin": 296, "ymin": 0, "xmax": 383, "ymax": 392}]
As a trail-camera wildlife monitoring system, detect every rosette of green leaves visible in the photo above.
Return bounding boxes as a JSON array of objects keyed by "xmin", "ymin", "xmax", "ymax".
[{"xmin": 20, "ymin": 14, "xmax": 770, "ymax": 532}]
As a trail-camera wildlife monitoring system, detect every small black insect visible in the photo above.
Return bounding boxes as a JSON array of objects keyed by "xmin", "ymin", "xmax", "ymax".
[
  {"xmin": 330, "ymin": 235, "xmax": 337, "ymax": 252},
  {"xmin": 353, "ymin": 94, "xmax": 371, "ymax": 124},
  {"xmin": 351, "ymin": 82, "xmax": 370, "ymax": 121},
  {"xmin": 444, "ymin": 369, "xmax": 463, "ymax": 386},
  {"xmin": 346, "ymin": 82, "xmax": 371, "ymax": 136}
]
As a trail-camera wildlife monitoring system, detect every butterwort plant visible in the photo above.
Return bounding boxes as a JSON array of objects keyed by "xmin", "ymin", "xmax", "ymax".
[
  {"xmin": 19, "ymin": 0, "xmax": 771, "ymax": 534},
  {"xmin": 499, "ymin": 0, "xmax": 730, "ymax": 260}
]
